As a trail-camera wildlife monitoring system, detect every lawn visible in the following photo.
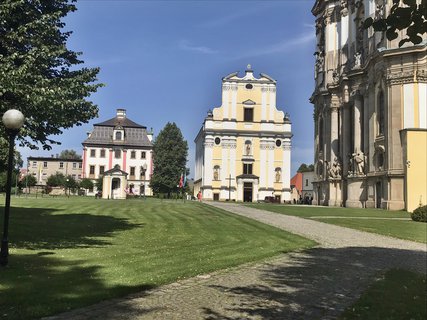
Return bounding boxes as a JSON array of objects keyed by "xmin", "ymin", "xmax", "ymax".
[
  {"xmin": 340, "ymin": 269, "xmax": 427, "ymax": 320},
  {"xmin": 0, "ymin": 197, "xmax": 315, "ymax": 320},
  {"xmin": 245, "ymin": 204, "xmax": 427, "ymax": 243}
]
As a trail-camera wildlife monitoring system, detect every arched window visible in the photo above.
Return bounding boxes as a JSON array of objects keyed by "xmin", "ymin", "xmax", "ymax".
[{"xmin": 378, "ymin": 91, "xmax": 385, "ymax": 135}]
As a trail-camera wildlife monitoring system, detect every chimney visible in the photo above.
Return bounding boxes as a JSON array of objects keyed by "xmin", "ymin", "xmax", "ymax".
[{"xmin": 117, "ymin": 109, "xmax": 126, "ymax": 120}]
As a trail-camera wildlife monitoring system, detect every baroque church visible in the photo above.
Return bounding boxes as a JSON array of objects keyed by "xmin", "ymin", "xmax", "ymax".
[
  {"xmin": 311, "ymin": 0, "xmax": 426, "ymax": 211},
  {"xmin": 194, "ymin": 66, "xmax": 292, "ymax": 202}
]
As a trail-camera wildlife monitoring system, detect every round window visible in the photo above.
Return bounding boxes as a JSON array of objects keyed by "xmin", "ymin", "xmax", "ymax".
[
  {"xmin": 245, "ymin": 83, "xmax": 253, "ymax": 90},
  {"xmin": 214, "ymin": 137, "xmax": 221, "ymax": 145},
  {"xmin": 276, "ymin": 139, "xmax": 282, "ymax": 147}
]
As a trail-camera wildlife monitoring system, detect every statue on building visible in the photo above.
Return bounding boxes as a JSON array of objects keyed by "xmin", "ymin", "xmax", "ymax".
[
  {"xmin": 245, "ymin": 143, "xmax": 251, "ymax": 156},
  {"xmin": 354, "ymin": 51, "xmax": 362, "ymax": 68},
  {"xmin": 275, "ymin": 169, "xmax": 281, "ymax": 183},
  {"xmin": 213, "ymin": 166, "xmax": 220, "ymax": 181},
  {"xmin": 314, "ymin": 51, "xmax": 325, "ymax": 77},
  {"xmin": 352, "ymin": 151, "xmax": 365, "ymax": 175},
  {"xmin": 328, "ymin": 157, "xmax": 342, "ymax": 179}
]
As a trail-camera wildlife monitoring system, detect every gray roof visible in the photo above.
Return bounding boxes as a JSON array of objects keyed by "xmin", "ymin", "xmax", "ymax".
[
  {"xmin": 94, "ymin": 116, "xmax": 146, "ymax": 128},
  {"xmin": 83, "ymin": 116, "xmax": 152, "ymax": 148}
]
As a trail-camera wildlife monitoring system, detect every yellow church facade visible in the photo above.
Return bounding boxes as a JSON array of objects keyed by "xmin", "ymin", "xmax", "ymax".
[{"xmin": 194, "ymin": 66, "xmax": 292, "ymax": 202}]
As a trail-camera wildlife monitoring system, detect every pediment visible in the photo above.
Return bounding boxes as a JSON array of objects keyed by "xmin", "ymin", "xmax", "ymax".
[{"xmin": 243, "ymin": 99, "xmax": 256, "ymax": 105}]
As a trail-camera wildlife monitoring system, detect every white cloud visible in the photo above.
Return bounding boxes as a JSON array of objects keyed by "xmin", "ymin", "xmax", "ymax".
[
  {"xmin": 179, "ymin": 40, "xmax": 218, "ymax": 54},
  {"xmin": 236, "ymin": 31, "xmax": 315, "ymax": 58}
]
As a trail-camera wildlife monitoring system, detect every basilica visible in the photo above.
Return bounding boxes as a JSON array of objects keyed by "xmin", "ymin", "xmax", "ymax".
[
  {"xmin": 311, "ymin": 0, "xmax": 426, "ymax": 211},
  {"xmin": 194, "ymin": 66, "xmax": 292, "ymax": 202}
]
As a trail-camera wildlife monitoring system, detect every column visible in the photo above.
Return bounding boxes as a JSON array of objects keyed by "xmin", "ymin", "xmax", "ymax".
[
  {"xmin": 82, "ymin": 147, "xmax": 87, "ymax": 178},
  {"xmin": 108, "ymin": 149, "xmax": 113, "ymax": 170},
  {"xmin": 354, "ymin": 94, "xmax": 362, "ymax": 153},
  {"xmin": 122, "ymin": 149, "xmax": 127, "ymax": 172},
  {"xmin": 330, "ymin": 106, "xmax": 339, "ymax": 161},
  {"xmin": 342, "ymin": 103, "xmax": 351, "ymax": 174}
]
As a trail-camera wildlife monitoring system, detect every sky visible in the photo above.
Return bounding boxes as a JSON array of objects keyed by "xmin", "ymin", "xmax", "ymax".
[{"xmin": 19, "ymin": 0, "xmax": 317, "ymax": 178}]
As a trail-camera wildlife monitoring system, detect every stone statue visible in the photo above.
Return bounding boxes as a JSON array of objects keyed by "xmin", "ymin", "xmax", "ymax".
[
  {"xmin": 353, "ymin": 151, "xmax": 365, "ymax": 175},
  {"xmin": 314, "ymin": 51, "xmax": 325, "ymax": 76},
  {"xmin": 246, "ymin": 143, "xmax": 251, "ymax": 156},
  {"xmin": 328, "ymin": 158, "xmax": 342, "ymax": 179},
  {"xmin": 213, "ymin": 167, "xmax": 219, "ymax": 180},
  {"xmin": 354, "ymin": 51, "xmax": 361, "ymax": 68},
  {"xmin": 347, "ymin": 153, "xmax": 354, "ymax": 175},
  {"xmin": 275, "ymin": 170, "xmax": 281, "ymax": 183}
]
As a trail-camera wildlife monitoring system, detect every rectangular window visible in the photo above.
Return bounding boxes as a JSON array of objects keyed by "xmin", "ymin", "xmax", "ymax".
[
  {"xmin": 72, "ymin": 174, "xmax": 76, "ymax": 179},
  {"xmin": 130, "ymin": 151, "xmax": 136, "ymax": 159},
  {"xmin": 100, "ymin": 149, "xmax": 106, "ymax": 158},
  {"xmin": 90, "ymin": 149, "xmax": 96, "ymax": 157},
  {"xmin": 43, "ymin": 162, "xmax": 48, "ymax": 168},
  {"xmin": 99, "ymin": 166, "xmax": 105, "ymax": 174},
  {"xmin": 130, "ymin": 167, "xmax": 135, "ymax": 176},
  {"xmin": 244, "ymin": 108, "xmax": 253, "ymax": 122},
  {"xmin": 73, "ymin": 162, "xmax": 77, "ymax": 169},
  {"xmin": 115, "ymin": 150, "xmax": 121, "ymax": 159},
  {"xmin": 32, "ymin": 161, "xmax": 37, "ymax": 167},
  {"xmin": 79, "ymin": 162, "xmax": 82, "ymax": 169},
  {"xmin": 306, "ymin": 179, "xmax": 308, "ymax": 186},
  {"xmin": 243, "ymin": 163, "xmax": 253, "ymax": 175},
  {"xmin": 89, "ymin": 165, "xmax": 95, "ymax": 175},
  {"xmin": 141, "ymin": 151, "xmax": 146, "ymax": 159},
  {"xmin": 59, "ymin": 162, "xmax": 64, "ymax": 169}
]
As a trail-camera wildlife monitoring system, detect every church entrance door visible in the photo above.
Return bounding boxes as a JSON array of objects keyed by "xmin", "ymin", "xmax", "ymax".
[
  {"xmin": 243, "ymin": 182, "xmax": 253, "ymax": 202},
  {"xmin": 375, "ymin": 182, "xmax": 382, "ymax": 208}
]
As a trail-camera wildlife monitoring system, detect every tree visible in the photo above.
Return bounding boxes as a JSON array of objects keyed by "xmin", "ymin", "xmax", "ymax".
[
  {"xmin": 150, "ymin": 122, "xmax": 188, "ymax": 197},
  {"xmin": 95, "ymin": 177, "xmax": 103, "ymax": 191},
  {"xmin": 21, "ymin": 174, "xmax": 37, "ymax": 193},
  {"xmin": 59, "ymin": 149, "xmax": 81, "ymax": 159},
  {"xmin": 46, "ymin": 172, "xmax": 66, "ymax": 187},
  {"xmin": 0, "ymin": 0, "xmax": 103, "ymax": 154},
  {"xmin": 79, "ymin": 178, "xmax": 94, "ymax": 190},
  {"xmin": 364, "ymin": 0, "xmax": 426, "ymax": 46},
  {"xmin": 297, "ymin": 163, "xmax": 314, "ymax": 173}
]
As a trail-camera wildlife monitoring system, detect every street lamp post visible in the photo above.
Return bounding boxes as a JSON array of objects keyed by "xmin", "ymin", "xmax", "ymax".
[{"xmin": 1, "ymin": 109, "xmax": 25, "ymax": 266}]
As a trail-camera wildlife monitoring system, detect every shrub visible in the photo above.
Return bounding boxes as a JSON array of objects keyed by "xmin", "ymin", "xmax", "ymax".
[{"xmin": 411, "ymin": 205, "xmax": 427, "ymax": 222}]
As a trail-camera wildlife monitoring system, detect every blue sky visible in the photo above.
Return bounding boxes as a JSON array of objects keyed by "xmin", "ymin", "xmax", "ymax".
[{"xmin": 19, "ymin": 0, "xmax": 316, "ymax": 177}]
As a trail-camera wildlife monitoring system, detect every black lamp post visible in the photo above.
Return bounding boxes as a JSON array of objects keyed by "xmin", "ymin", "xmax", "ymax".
[{"xmin": 1, "ymin": 109, "xmax": 25, "ymax": 267}]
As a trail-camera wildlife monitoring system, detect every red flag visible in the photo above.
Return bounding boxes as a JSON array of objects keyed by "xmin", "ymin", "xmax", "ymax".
[{"xmin": 179, "ymin": 173, "xmax": 183, "ymax": 188}]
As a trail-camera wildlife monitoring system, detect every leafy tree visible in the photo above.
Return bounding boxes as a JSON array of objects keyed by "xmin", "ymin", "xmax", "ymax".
[
  {"xmin": 79, "ymin": 178, "xmax": 94, "ymax": 190},
  {"xmin": 0, "ymin": 138, "xmax": 23, "ymax": 172},
  {"xmin": 46, "ymin": 172, "xmax": 66, "ymax": 187},
  {"xmin": 59, "ymin": 149, "xmax": 81, "ymax": 159},
  {"xmin": 21, "ymin": 174, "xmax": 37, "ymax": 193},
  {"xmin": 64, "ymin": 175, "xmax": 77, "ymax": 189},
  {"xmin": 297, "ymin": 163, "xmax": 315, "ymax": 173},
  {"xmin": 364, "ymin": 0, "xmax": 426, "ymax": 46},
  {"xmin": 95, "ymin": 177, "xmax": 103, "ymax": 191},
  {"xmin": 150, "ymin": 122, "xmax": 188, "ymax": 197},
  {"xmin": 0, "ymin": 0, "xmax": 103, "ymax": 154}
]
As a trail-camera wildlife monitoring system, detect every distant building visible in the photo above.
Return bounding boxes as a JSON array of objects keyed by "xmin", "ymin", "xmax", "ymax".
[
  {"xmin": 290, "ymin": 172, "xmax": 303, "ymax": 202},
  {"xmin": 82, "ymin": 109, "xmax": 153, "ymax": 197},
  {"xmin": 194, "ymin": 66, "xmax": 292, "ymax": 202},
  {"xmin": 27, "ymin": 156, "xmax": 82, "ymax": 185},
  {"xmin": 301, "ymin": 171, "xmax": 314, "ymax": 199},
  {"xmin": 311, "ymin": 0, "xmax": 427, "ymax": 211}
]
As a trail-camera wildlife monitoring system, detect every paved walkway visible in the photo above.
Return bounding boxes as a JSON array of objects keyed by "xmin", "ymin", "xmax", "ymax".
[{"xmin": 45, "ymin": 203, "xmax": 426, "ymax": 320}]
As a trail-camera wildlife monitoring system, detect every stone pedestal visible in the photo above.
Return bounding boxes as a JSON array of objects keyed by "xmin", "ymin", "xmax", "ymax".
[
  {"xmin": 327, "ymin": 179, "xmax": 342, "ymax": 207},
  {"xmin": 345, "ymin": 176, "xmax": 366, "ymax": 208}
]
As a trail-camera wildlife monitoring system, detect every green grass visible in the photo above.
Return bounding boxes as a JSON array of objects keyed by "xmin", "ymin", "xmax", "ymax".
[
  {"xmin": 340, "ymin": 269, "xmax": 427, "ymax": 320},
  {"xmin": 245, "ymin": 204, "xmax": 427, "ymax": 243},
  {"xmin": 0, "ymin": 197, "xmax": 315, "ymax": 320}
]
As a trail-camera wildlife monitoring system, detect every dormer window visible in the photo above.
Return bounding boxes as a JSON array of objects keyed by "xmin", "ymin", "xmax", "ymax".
[{"xmin": 113, "ymin": 126, "xmax": 124, "ymax": 141}]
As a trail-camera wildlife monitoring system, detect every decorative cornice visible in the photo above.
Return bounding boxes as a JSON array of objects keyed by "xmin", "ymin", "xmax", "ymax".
[{"xmin": 386, "ymin": 69, "xmax": 427, "ymax": 85}]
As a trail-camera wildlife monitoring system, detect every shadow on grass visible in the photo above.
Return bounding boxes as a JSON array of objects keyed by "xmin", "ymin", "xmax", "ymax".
[
  {"xmin": 203, "ymin": 247, "xmax": 427, "ymax": 320},
  {"xmin": 1, "ymin": 207, "xmax": 142, "ymax": 250},
  {"xmin": 0, "ymin": 254, "xmax": 157, "ymax": 320}
]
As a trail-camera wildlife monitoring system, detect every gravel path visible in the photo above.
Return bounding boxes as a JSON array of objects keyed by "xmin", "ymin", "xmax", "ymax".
[{"xmin": 44, "ymin": 202, "xmax": 426, "ymax": 320}]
